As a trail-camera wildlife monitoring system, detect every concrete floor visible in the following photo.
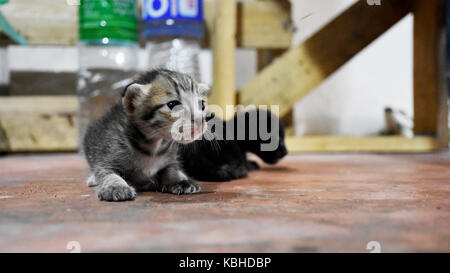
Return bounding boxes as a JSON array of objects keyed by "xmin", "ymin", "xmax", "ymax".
[{"xmin": 0, "ymin": 153, "xmax": 449, "ymax": 253}]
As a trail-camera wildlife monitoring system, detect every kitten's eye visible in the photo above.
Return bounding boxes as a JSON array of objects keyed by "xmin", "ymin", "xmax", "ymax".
[
  {"xmin": 200, "ymin": 100, "xmax": 206, "ymax": 111},
  {"xmin": 167, "ymin": 100, "xmax": 181, "ymax": 110}
]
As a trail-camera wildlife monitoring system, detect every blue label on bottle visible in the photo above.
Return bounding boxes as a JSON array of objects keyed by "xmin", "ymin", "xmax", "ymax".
[{"xmin": 142, "ymin": 0, "xmax": 203, "ymax": 22}]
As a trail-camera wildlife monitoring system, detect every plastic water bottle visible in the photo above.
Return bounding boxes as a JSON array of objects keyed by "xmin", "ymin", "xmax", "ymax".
[
  {"xmin": 77, "ymin": 0, "xmax": 139, "ymax": 146},
  {"xmin": 142, "ymin": 0, "xmax": 205, "ymax": 81}
]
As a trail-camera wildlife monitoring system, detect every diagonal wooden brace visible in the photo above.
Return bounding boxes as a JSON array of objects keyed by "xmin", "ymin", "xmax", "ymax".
[{"xmin": 240, "ymin": 0, "xmax": 412, "ymax": 119}]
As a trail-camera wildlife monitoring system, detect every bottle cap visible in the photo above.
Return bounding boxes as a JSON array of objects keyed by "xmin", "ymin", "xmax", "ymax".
[
  {"xmin": 79, "ymin": 0, "xmax": 138, "ymax": 44},
  {"xmin": 142, "ymin": 0, "xmax": 204, "ymax": 39}
]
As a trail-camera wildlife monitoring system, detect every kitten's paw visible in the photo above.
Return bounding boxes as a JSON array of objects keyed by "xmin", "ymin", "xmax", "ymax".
[
  {"xmin": 86, "ymin": 174, "xmax": 98, "ymax": 187},
  {"xmin": 162, "ymin": 180, "xmax": 202, "ymax": 195},
  {"xmin": 96, "ymin": 179, "xmax": 136, "ymax": 202}
]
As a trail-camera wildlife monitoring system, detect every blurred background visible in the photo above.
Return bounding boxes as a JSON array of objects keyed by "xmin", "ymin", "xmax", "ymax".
[{"xmin": 0, "ymin": 0, "xmax": 448, "ymax": 152}]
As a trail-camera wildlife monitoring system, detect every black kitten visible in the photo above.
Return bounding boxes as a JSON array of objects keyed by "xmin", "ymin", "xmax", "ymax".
[{"xmin": 179, "ymin": 109, "xmax": 288, "ymax": 182}]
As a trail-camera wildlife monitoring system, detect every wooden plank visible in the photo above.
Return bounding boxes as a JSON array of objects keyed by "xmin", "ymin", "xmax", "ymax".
[
  {"xmin": 0, "ymin": 0, "xmax": 77, "ymax": 45},
  {"xmin": 238, "ymin": 0, "xmax": 292, "ymax": 49},
  {"xmin": 0, "ymin": 0, "xmax": 291, "ymax": 49},
  {"xmin": 10, "ymin": 72, "xmax": 77, "ymax": 96},
  {"xmin": 254, "ymin": 0, "xmax": 293, "ymax": 135},
  {"xmin": 204, "ymin": 0, "xmax": 292, "ymax": 49},
  {"xmin": 0, "ymin": 97, "xmax": 439, "ymax": 153},
  {"xmin": 280, "ymin": 110, "xmax": 295, "ymax": 136},
  {"xmin": 257, "ymin": 49, "xmax": 286, "ymax": 72},
  {"xmin": 412, "ymin": 0, "xmax": 448, "ymax": 148},
  {"xmin": 286, "ymin": 136, "xmax": 438, "ymax": 153},
  {"xmin": 240, "ymin": 0, "xmax": 412, "ymax": 118},
  {"xmin": 209, "ymin": 0, "xmax": 236, "ymax": 120},
  {"xmin": 256, "ymin": 45, "xmax": 293, "ymax": 134},
  {"xmin": 0, "ymin": 96, "xmax": 78, "ymax": 152}
]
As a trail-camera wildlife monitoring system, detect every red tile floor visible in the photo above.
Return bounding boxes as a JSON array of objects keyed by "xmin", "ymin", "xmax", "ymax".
[{"xmin": 0, "ymin": 153, "xmax": 449, "ymax": 252}]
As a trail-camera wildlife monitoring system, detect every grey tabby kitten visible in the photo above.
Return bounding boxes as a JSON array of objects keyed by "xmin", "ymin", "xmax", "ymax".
[{"xmin": 83, "ymin": 69, "xmax": 210, "ymax": 201}]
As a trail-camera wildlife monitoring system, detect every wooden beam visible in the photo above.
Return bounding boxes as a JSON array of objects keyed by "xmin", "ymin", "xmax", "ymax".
[
  {"xmin": 0, "ymin": 0, "xmax": 291, "ymax": 49},
  {"xmin": 253, "ymin": 0, "xmax": 294, "ymax": 135},
  {"xmin": 204, "ymin": 0, "xmax": 292, "ymax": 49},
  {"xmin": 237, "ymin": 0, "xmax": 292, "ymax": 49},
  {"xmin": 257, "ymin": 49, "xmax": 286, "ymax": 71},
  {"xmin": 286, "ymin": 136, "xmax": 438, "ymax": 153},
  {"xmin": 257, "ymin": 50, "xmax": 296, "ymax": 136},
  {"xmin": 240, "ymin": 0, "xmax": 412, "ymax": 118},
  {"xmin": 257, "ymin": 50, "xmax": 295, "ymax": 136},
  {"xmin": 0, "ymin": 96, "xmax": 78, "ymax": 152},
  {"xmin": 412, "ymin": 0, "xmax": 448, "ymax": 148},
  {"xmin": 280, "ymin": 109, "xmax": 295, "ymax": 136},
  {"xmin": 0, "ymin": 96, "xmax": 438, "ymax": 153},
  {"xmin": 209, "ymin": 0, "xmax": 236, "ymax": 120}
]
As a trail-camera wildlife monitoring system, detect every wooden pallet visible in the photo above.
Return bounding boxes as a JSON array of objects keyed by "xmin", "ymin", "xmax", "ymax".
[
  {"xmin": 0, "ymin": 0, "xmax": 447, "ymax": 153},
  {"xmin": 211, "ymin": 0, "xmax": 448, "ymax": 153}
]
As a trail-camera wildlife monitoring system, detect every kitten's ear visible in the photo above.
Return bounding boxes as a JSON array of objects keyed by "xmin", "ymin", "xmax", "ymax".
[
  {"xmin": 122, "ymin": 83, "xmax": 150, "ymax": 115},
  {"xmin": 198, "ymin": 83, "xmax": 211, "ymax": 96}
]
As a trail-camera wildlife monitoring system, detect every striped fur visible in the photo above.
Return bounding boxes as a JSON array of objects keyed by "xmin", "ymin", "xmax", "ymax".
[{"xmin": 83, "ymin": 69, "xmax": 210, "ymax": 201}]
